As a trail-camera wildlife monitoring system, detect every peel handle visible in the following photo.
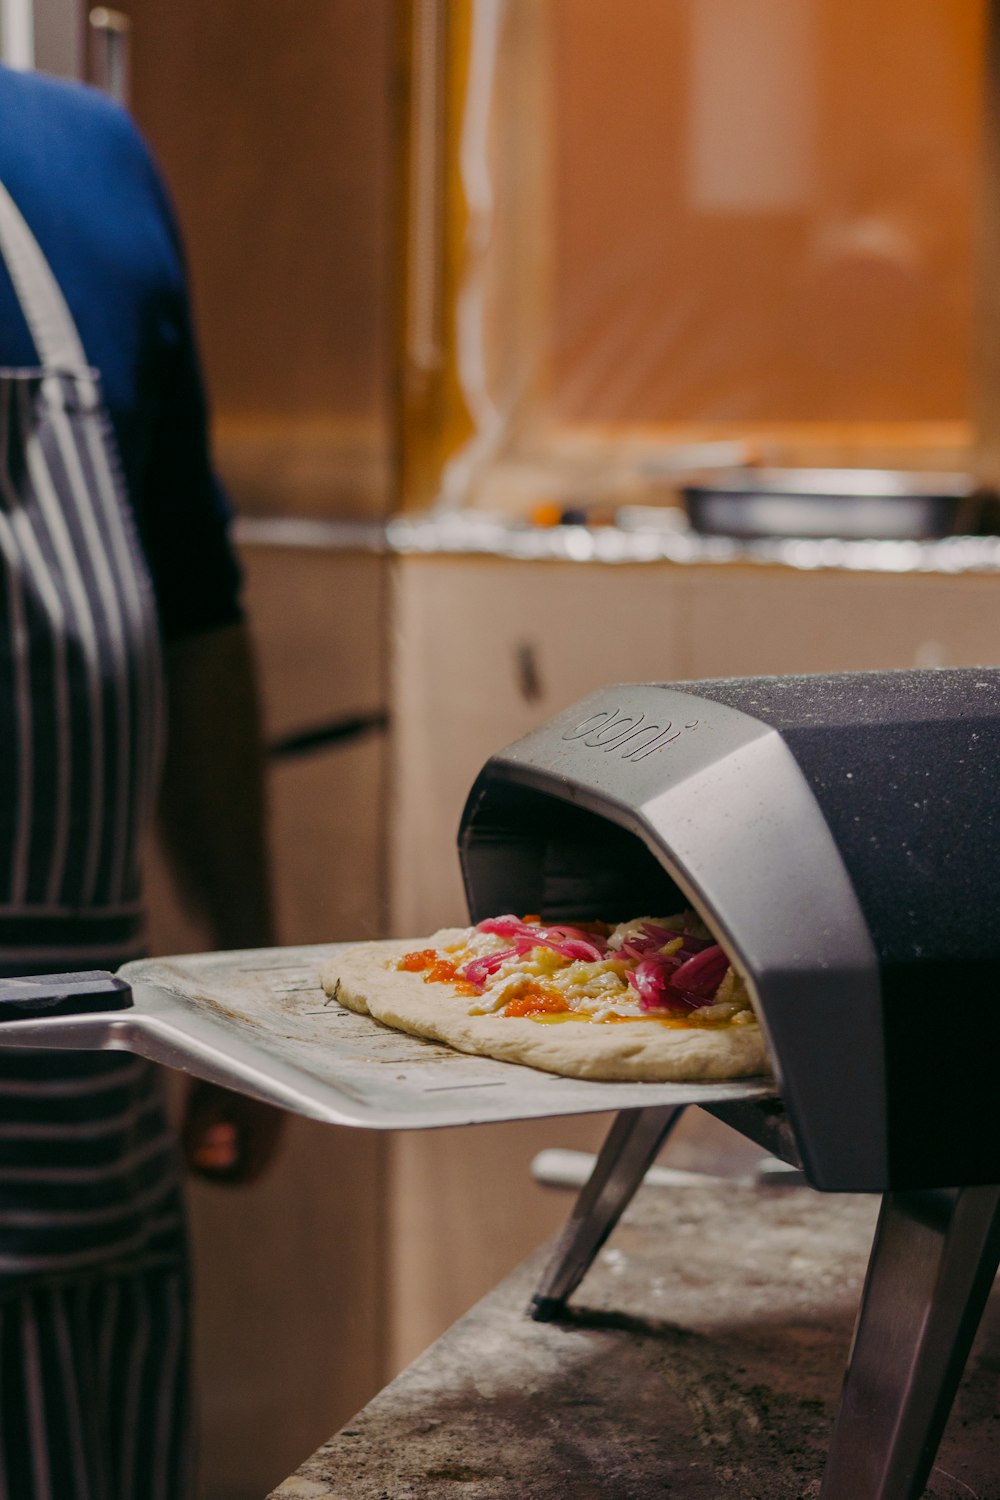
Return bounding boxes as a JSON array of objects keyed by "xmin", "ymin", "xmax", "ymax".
[{"xmin": 0, "ymin": 971, "xmax": 133, "ymax": 1022}]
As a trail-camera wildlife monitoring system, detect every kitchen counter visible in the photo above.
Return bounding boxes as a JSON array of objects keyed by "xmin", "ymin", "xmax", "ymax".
[
  {"xmin": 268, "ymin": 1178, "xmax": 1000, "ymax": 1498},
  {"xmin": 237, "ymin": 511, "xmax": 1000, "ymax": 578}
]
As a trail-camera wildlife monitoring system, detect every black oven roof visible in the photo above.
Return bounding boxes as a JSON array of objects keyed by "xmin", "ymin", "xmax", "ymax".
[{"xmin": 687, "ymin": 668, "xmax": 1000, "ymax": 974}]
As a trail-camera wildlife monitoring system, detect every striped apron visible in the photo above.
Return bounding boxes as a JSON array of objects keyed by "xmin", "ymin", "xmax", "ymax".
[{"xmin": 0, "ymin": 183, "xmax": 192, "ymax": 1497}]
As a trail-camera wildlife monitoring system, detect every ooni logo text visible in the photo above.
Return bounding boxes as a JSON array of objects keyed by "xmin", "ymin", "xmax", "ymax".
[{"xmin": 561, "ymin": 708, "xmax": 699, "ymax": 762}]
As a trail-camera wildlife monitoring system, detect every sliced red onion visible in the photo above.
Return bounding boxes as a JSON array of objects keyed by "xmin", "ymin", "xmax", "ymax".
[
  {"xmin": 620, "ymin": 939, "xmax": 653, "ymax": 962},
  {"xmin": 476, "ymin": 916, "xmax": 606, "ymax": 964},
  {"xmin": 679, "ymin": 938, "xmax": 715, "ymax": 957},
  {"xmin": 616, "ymin": 922, "xmax": 709, "ymax": 963},
  {"xmin": 638, "ymin": 922, "xmax": 686, "ymax": 946},
  {"xmin": 621, "ymin": 937, "xmax": 663, "ymax": 961},
  {"xmin": 627, "ymin": 954, "xmax": 679, "ymax": 1010},
  {"xmin": 461, "ymin": 946, "xmax": 519, "ymax": 989},
  {"xmin": 627, "ymin": 942, "xmax": 731, "ymax": 1011},
  {"xmin": 543, "ymin": 929, "xmax": 605, "ymax": 962},
  {"xmin": 477, "ymin": 915, "xmax": 532, "ymax": 939},
  {"xmin": 545, "ymin": 925, "xmax": 607, "ymax": 957},
  {"xmin": 670, "ymin": 943, "xmax": 729, "ymax": 996}
]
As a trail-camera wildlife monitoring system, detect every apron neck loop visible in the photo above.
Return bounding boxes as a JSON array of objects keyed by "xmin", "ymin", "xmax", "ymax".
[{"xmin": 0, "ymin": 178, "xmax": 92, "ymax": 378}]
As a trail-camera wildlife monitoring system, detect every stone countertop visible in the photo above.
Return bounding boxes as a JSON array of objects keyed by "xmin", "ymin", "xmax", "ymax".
[{"xmin": 268, "ymin": 1180, "xmax": 1000, "ymax": 1499}]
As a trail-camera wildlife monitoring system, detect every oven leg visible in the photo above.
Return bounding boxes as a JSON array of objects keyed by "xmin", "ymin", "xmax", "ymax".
[
  {"xmin": 529, "ymin": 1105, "xmax": 684, "ymax": 1322},
  {"xmin": 819, "ymin": 1183, "xmax": 1000, "ymax": 1500}
]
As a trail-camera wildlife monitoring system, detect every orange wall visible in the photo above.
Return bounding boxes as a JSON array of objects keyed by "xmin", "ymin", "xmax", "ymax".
[{"xmin": 550, "ymin": 0, "xmax": 985, "ymax": 423}]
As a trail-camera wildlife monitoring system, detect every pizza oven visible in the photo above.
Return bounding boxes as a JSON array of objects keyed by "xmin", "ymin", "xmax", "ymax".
[
  {"xmin": 459, "ymin": 667, "xmax": 1000, "ymax": 1195},
  {"xmin": 460, "ymin": 667, "xmax": 1000, "ymax": 1500}
]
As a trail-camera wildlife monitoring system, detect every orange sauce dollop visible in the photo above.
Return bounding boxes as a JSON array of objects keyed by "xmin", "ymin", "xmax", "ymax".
[
  {"xmin": 398, "ymin": 949, "xmax": 437, "ymax": 972},
  {"xmin": 397, "ymin": 949, "xmax": 480, "ymax": 996},
  {"xmin": 502, "ymin": 989, "xmax": 570, "ymax": 1019}
]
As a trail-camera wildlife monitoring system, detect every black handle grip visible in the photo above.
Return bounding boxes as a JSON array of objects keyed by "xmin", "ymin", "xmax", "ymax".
[{"xmin": 0, "ymin": 970, "xmax": 133, "ymax": 1022}]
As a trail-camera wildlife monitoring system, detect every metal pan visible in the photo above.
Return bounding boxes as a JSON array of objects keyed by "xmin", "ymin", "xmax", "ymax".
[{"xmin": 683, "ymin": 467, "xmax": 974, "ymax": 540}]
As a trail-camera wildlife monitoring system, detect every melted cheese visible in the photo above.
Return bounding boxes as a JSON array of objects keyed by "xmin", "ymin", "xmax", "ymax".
[{"xmin": 431, "ymin": 917, "xmax": 755, "ymax": 1028}]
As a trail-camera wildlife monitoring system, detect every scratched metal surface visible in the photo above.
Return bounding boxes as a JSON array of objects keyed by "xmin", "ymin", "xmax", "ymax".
[
  {"xmin": 0, "ymin": 943, "xmax": 775, "ymax": 1129},
  {"xmin": 125, "ymin": 944, "xmax": 776, "ymax": 1128}
]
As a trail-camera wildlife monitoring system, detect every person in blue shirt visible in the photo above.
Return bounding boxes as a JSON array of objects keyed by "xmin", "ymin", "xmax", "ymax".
[{"xmin": 0, "ymin": 63, "xmax": 282, "ymax": 1499}]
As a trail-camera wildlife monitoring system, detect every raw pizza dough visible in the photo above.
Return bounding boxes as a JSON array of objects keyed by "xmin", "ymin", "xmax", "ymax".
[{"xmin": 320, "ymin": 928, "xmax": 770, "ymax": 1082}]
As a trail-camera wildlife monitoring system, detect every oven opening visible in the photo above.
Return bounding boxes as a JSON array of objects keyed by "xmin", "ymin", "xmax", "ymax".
[{"xmin": 461, "ymin": 780, "xmax": 686, "ymax": 926}]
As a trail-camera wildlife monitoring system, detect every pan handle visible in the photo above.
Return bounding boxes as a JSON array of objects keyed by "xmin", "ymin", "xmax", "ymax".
[{"xmin": 0, "ymin": 971, "xmax": 133, "ymax": 1022}]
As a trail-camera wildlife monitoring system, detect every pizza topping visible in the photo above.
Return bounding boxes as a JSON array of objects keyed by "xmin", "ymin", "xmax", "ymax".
[
  {"xmin": 607, "ymin": 917, "xmax": 713, "ymax": 956},
  {"xmin": 673, "ymin": 944, "xmax": 732, "ymax": 992},
  {"xmin": 462, "ymin": 947, "xmax": 520, "ymax": 987},
  {"xmin": 502, "ymin": 989, "xmax": 571, "ymax": 1018},
  {"xmin": 394, "ymin": 913, "xmax": 755, "ymax": 1029},
  {"xmin": 398, "ymin": 948, "xmax": 482, "ymax": 997},
  {"xmin": 323, "ymin": 928, "xmax": 770, "ymax": 1083},
  {"xmin": 399, "ymin": 949, "xmax": 438, "ymax": 972},
  {"xmin": 628, "ymin": 940, "xmax": 733, "ymax": 1012},
  {"xmin": 476, "ymin": 915, "xmax": 606, "ymax": 964}
]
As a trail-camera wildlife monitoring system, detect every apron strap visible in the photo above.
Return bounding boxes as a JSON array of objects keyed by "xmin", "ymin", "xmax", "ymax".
[{"xmin": 0, "ymin": 178, "xmax": 91, "ymax": 376}]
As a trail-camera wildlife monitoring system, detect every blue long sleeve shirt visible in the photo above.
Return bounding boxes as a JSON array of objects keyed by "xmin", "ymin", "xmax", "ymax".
[{"xmin": 0, "ymin": 64, "xmax": 241, "ymax": 641}]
